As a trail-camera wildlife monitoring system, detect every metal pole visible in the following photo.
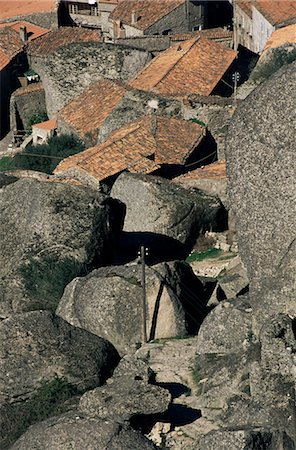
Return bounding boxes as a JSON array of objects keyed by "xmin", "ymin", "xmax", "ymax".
[{"xmin": 140, "ymin": 246, "xmax": 148, "ymax": 344}]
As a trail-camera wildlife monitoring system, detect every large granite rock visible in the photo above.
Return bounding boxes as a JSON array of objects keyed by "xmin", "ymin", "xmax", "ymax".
[
  {"xmin": 57, "ymin": 262, "xmax": 188, "ymax": 355},
  {"xmin": 0, "ymin": 178, "xmax": 124, "ymax": 317},
  {"xmin": 195, "ymin": 64, "xmax": 296, "ymax": 446},
  {"xmin": 10, "ymin": 412, "xmax": 157, "ymax": 450},
  {"xmin": 0, "ymin": 310, "xmax": 119, "ymax": 448},
  {"xmin": 226, "ymin": 61, "xmax": 296, "ymax": 327},
  {"xmin": 111, "ymin": 172, "xmax": 227, "ymax": 260},
  {"xmin": 0, "ymin": 311, "xmax": 119, "ymax": 404}
]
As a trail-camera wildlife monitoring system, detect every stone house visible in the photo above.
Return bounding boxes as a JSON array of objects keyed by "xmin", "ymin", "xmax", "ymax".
[
  {"xmin": 110, "ymin": 0, "xmax": 206, "ymax": 40},
  {"xmin": 0, "ymin": 22, "xmax": 49, "ymax": 139},
  {"xmin": 0, "ymin": 0, "xmax": 62, "ymax": 29},
  {"xmin": 54, "ymin": 116, "xmax": 206, "ymax": 186},
  {"xmin": 252, "ymin": 1, "xmax": 296, "ymax": 54},
  {"xmin": 32, "ymin": 119, "xmax": 57, "ymax": 145},
  {"xmin": 129, "ymin": 36, "xmax": 237, "ymax": 97},
  {"xmin": 10, "ymin": 83, "xmax": 47, "ymax": 136},
  {"xmin": 57, "ymin": 78, "xmax": 182, "ymax": 147},
  {"xmin": 60, "ymin": 0, "xmax": 120, "ymax": 34},
  {"xmin": 233, "ymin": 0, "xmax": 296, "ymax": 54}
]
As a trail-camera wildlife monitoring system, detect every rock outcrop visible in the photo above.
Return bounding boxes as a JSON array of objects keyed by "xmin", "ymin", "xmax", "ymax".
[
  {"xmin": 0, "ymin": 310, "xmax": 119, "ymax": 448},
  {"xmin": 10, "ymin": 412, "xmax": 157, "ymax": 450},
  {"xmin": 0, "ymin": 178, "xmax": 124, "ymax": 317},
  {"xmin": 226, "ymin": 61, "xmax": 296, "ymax": 328},
  {"xmin": 191, "ymin": 61, "xmax": 296, "ymax": 449},
  {"xmin": 57, "ymin": 262, "xmax": 189, "ymax": 355},
  {"xmin": 79, "ymin": 357, "xmax": 171, "ymax": 422},
  {"xmin": 111, "ymin": 172, "xmax": 227, "ymax": 260}
]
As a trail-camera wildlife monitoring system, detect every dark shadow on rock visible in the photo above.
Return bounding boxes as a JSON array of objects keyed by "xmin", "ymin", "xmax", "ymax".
[
  {"xmin": 112, "ymin": 231, "xmax": 190, "ymax": 265},
  {"xmin": 130, "ymin": 404, "xmax": 201, "ymax": 434},
  {"xmin": 154, "ymin": 382, "xmax": 190, "ymax": 399}
]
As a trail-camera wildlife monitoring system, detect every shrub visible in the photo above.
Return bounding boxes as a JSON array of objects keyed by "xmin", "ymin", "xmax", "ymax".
[
  {"xmin": 26, "ymin": 112, "xmax": 48, "ymax": 133},
  {"xmin": 2, "ymin": 377, "xmax": 80, "ymax": 448},
  {"xmin": 3, "ymin": 134, "xmax": 84, "ymax": 174},
  {"xmin": 251, "ymin": 46, "xmax": 296, "ymax": 82}
]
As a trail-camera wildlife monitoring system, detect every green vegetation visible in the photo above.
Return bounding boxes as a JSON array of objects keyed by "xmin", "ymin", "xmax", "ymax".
[
  {"xmin": 2, "ymin": 377, "xmax": 80, "ymax": 448},
  {"xmin": 251, "ymin": 46, "xmax": 296, "ymax": 82},
  {"xmin": 26, "ymin": 112, "xmax": 48, "ymax": 134},
  {"xmin": 190, "ymin": 118, "xmax": 207, "ymax": 127},
  {"xmin": 185, "ymin": 247, "xmax": 222, "ymax": 263},
  {"xmin": 20, "ymin": 254, "xmax": 83, "ymax": 311},
  {"xmin": 0, "ymin": 134, "xmax": 84, "ymax": 174}
]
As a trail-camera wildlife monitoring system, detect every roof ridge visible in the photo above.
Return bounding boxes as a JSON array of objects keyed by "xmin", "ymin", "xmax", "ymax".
[{"xmin": 154, "ymin": 36, "xmax": 201, "ymax": 90}]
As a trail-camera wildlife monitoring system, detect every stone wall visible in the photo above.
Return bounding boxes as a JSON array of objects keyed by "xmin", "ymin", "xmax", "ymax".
[
  {"xmin": 182, "ymin": 95, "xmax": 237, "ymax": 159},
  {"xmin": 10, "ymin": 84, "xmax": 46, "ymax": 132},
  {"xmin": 115, "ymin": 36, "xmax": 171, "ymax": 53},
  {"xmin": 28, "ymin": 42, "xmax": 151, "ymax": 117},
  {"xmin": 146, "ymin": 2, "xmax": 202, "ymax": 35}
]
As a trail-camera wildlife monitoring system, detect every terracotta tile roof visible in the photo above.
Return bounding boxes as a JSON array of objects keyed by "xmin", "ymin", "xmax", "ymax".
[
  {"xmin": 13, "ymin": 82, "xmax": 44, "ymax": 96},
  {"xmin": 57, "ymin": 79, "xmax": 128, "ymax": 139},
  {"xmin": 0, "ymin": 1, "xmax": 57, "ymax": 22},
  {"xmin": 174, "ymin": 160, "xmax": 226, "ymax": 182},
  {"xmin": 130, "ymin": 37, "xmax": 237, "ymax": 97},
  {"xmin": 0, "ymin": 27, "xmax": 23, "ymax": 70},
  {"xmin": 260, "ymin": 23, "xmax": 296, "ymax": 57},
  {"xmin": 55, "ymin": 116, "xmax": 205, "ymax": 182},
  {"xmin": 28, "ymin": 27, "xmax": 101, "ymax": 56},
  {"xmin": 110, "ymin": 0, "xmax": 185, "ymax": 31},
  {"xmin": 170, "ymin": 27, "xmax": 233, "ymax": 42},
  {"xmin": 253, "ymin": 1, "xmax": 296, "ymax": 26},
  {"xmin": 0, "ymin": 21, "xmax": 49, "ymax": 41},
  {"xmin": 32, "ymin": 119, "xmax": 57, "ymax": 130},
  {"xmin": 235, "ymin": 0, "xmax": 253, "ymax": 18}
]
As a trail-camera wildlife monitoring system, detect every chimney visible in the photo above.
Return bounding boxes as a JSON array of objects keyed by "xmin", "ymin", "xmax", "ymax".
[
  {"xmin": 131, "ymin": 11, "xmax": 138, "ymax": 25},
  {"xmin": 19, "ymin": 26, "xmax": 28, "ymax": 42}
]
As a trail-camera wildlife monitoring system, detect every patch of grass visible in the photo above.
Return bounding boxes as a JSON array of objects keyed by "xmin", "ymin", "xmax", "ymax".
[
  {"xmin": 19, "ymin": 254, "xmax": 84, "ymax": 311},
  {"xmin": 2, "ymin": 376, "xmax": 81, "ymax": 449},
  {"xmin": 190, "ymin": 118, "xmax": 207, "ymax": 127},
  {"xmin": 186, "ymin": 248, "xmax": 223, "ymax": 263}
]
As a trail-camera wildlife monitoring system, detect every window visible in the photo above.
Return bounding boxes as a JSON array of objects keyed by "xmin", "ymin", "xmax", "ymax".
[
  {"xmin": 90, "ymin": 6, "xmax": 99, "ymax": 16},
  {"xmin": 69, "ymin": 3, "xmax": 78, "ymax": 14}
]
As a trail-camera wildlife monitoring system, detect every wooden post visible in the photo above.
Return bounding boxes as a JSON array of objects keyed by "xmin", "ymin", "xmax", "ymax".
[{"xmin": 140, "ymin": 246, "xmax": 148, "ymax": 344}]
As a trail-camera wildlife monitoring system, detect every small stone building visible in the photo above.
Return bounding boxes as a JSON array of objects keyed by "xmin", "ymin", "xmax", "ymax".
[
  {"xmin": 32, "ymin": 119, "xmax": 57, "ymax": 145},
  {"xmin": 110, "ymin": 0, "xmax": 206, "ymax": 40}
]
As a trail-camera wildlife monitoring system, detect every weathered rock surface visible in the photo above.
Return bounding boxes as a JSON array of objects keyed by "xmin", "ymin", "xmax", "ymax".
[
  {"xmin": 111, "ymin": 172, "xmax": 227, "ymax": 259},
  {"xmin": 226, "ymin": 61, "xmax": 296, "ymax": 326},
  {"xmin": 0, "ymin": 178, "xmax": 124, "ymax": 317},
  {"xmin": 10, "ymin": 412, "xmax": 157, "ymax": 450},
  {"xmin": 196, "ymin": 296, "xmax": 252, "ymax": 355},
  {"xmin": 57, "ymin": 262, "xmax": 188, "ymax": 355},
  {"xmin": 0, "ymin": 310, "xmax": 119, "ymax": 448},
  {"xmin": 0, "ymin": 311, "xmax": 119, "ymax": 404},
  {"xmin": 194, "ymin": 429, "xmax": 295, "ymax": 450},
  {"xmin": 31, "ymin": 42, "xmax": 151, "ymax": 116},
  {"xmin": 193, "ymin": 64, "xmax": 296, "ymax": 448},
  {"xmin": 79, "ymin": 376, "xmax": 170, "ymax": 422}
]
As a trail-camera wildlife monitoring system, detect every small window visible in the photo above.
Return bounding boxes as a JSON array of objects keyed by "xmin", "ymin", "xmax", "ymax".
[
  {"xmin": 90, "ymin": 6, "xmax": 99, "ymax": 16},
  {"xmin": 69, "ymin": 4, "xmax": 78, "ymax": 14}
]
